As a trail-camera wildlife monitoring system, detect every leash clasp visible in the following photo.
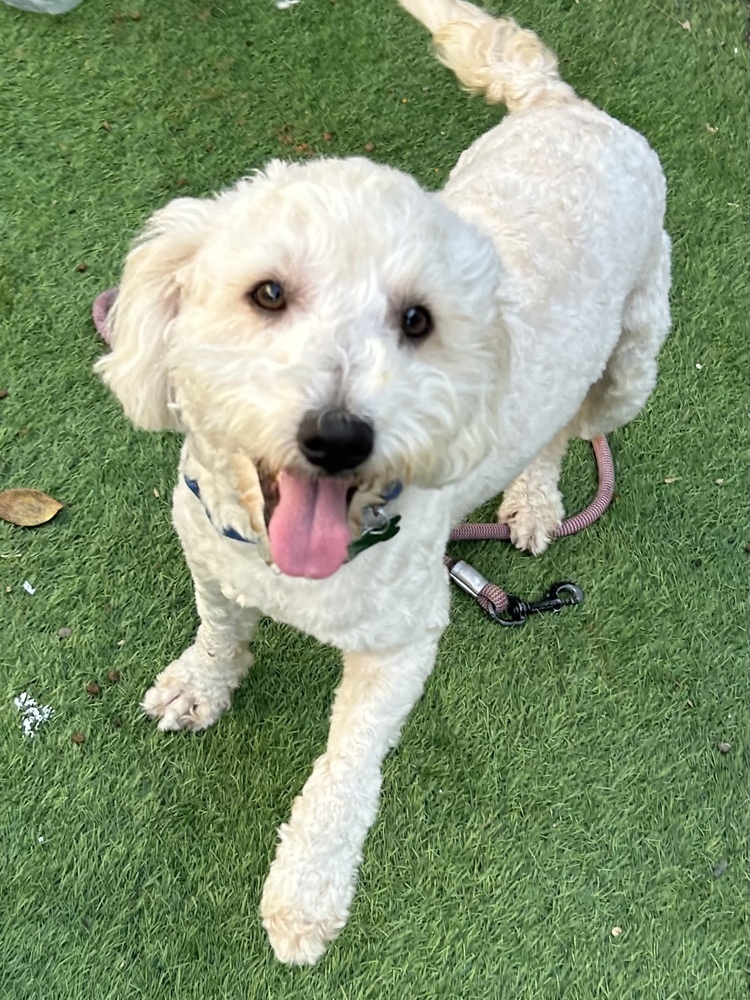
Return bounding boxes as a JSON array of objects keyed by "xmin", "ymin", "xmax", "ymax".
[
  {"xmin": 492, "ymin": 581, "xmax": 585, "ymax": 626},
  {"xmin": 449, "ymin": 562, "xmax": 585, "ymax": 626}
]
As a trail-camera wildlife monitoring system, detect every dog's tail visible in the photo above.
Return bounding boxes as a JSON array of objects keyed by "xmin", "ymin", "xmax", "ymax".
[{"xmin": 397, "ymin": 0, "xmax": 576, "ymax": 113}]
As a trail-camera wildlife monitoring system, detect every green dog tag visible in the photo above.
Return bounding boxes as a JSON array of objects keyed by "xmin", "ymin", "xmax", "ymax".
[{"xmin": 347, "ymin": 515, "xmax": 401, "ymax": 560}]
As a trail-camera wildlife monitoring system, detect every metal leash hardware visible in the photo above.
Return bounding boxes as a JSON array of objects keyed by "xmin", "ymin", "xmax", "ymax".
[
  {"xmin": 498, "ymin": 581, "xmax": 585, "ymax": 626},
  {"xmin": 449, "ymin": 559, "xmax": 584, "ymax": 626}
]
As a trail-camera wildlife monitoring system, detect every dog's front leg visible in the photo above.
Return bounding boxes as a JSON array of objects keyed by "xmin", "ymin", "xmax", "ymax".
[
  {"xmin": 142, "ymin": 578, "xmax": 259, "ymax": 732},
  {"xmin": 498, "ymin": 429, "xmax": 569, "ymax": 554},
  {"xmin": 261, "ymin": 630, "xmax": 442, "ymax": 965}
]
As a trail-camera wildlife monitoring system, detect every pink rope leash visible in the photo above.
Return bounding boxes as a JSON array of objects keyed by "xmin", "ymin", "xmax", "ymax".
[
  {"xmin": 448, "ymin": 435, "xmax": 615, "ymax": 545},
  {"xmin": 446, "ymin": 436, "xmax": 615, "ymax": 622}
]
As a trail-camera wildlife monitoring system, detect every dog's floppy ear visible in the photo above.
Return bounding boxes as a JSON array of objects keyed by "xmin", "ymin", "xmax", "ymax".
[{"xmin": 95, "ymin": 197, "xmax": 212, "ymax": 431}]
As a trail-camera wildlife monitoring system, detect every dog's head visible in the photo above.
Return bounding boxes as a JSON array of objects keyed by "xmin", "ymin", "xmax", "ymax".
[{"xmin": 96, "ymin": 157, "xmax": 507, "ymax": 577}]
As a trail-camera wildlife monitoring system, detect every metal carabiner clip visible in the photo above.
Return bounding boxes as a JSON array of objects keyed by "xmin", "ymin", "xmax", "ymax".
[{"xmin": 488, "ymin": 581, "xmax": 585, "ymax": 626}]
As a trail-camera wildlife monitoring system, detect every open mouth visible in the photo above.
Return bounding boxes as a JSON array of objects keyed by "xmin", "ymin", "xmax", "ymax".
[{"xmin": 257, "ymin": 467, "xmax": 359, "ymax": 580}]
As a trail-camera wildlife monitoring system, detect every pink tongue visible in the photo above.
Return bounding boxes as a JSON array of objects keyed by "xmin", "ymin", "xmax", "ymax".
[{"xmin": 268, "ymin": 471, "xmax": 351, "ymax": 579}]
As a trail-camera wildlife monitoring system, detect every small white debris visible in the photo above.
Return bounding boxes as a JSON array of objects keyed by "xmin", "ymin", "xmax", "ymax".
[
  {"xmin": 680, "ymin": 19, "xmax": 691, "ymax": 30},
  {"xmin": 611, "ymin": 926, "xmax": 623, "ymax": 938},
  {"xmin": 734, "ymin": 47, "xmax": 739, "ymax": 54},
  {"xmin": 664, "ymin": 476, "xmax": 681, "ymax": 484},
  {"xmin": 276, "ymin": 0, "xmax": 299, "ymax": 7},
  {"xmin": 695, "ymin": 363, "xmax": 702, "ymax": 370},
  {"xmin": 22, "ymin": 580, "xmax": 36, "ymax": 595},
  {"xmin": 37, "ymin": 835, "xmax": 45, "ymax": 844},
  {"xmin": 715, "ymin": 478, "xmax": 725, "ymax": 485},
  {"xmin": 153, "ymin": 488, "xmax": 160, "ymax": 498},
  {"xmin": 13, "ymin": 692, "xmax": 54, "ymax": 738}
]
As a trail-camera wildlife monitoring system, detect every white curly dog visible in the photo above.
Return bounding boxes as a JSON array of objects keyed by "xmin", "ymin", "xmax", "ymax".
[{"xmin": 96, "ymin": 0, "xmax": 670, "ymax": 965}]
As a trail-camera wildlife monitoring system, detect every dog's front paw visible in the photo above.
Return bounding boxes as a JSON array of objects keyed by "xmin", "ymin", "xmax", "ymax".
[
  {"xmin": 142, "ymin": 648, "xmax": 253, "ymax": 732},
  {"xmin": 261, "ymin": 901, "xmax": 344, "ymax": 967},
  {"xmin": 498, "ymin": 486, "xmax": 564, "ymax": 555},
  {"xmin": 260, "ymin": 847, "xmax": 352, "ymax": 965}
]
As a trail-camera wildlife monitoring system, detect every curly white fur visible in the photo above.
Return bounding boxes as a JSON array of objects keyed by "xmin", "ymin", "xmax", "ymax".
[{"xmin": 96, "ymin": 0, "xmax": 670, "ymax": 965}]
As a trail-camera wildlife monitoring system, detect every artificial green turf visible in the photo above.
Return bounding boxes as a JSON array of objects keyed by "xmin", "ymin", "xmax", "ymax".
[{"xmin": 0, "ymin": 0, "xmax": 747, "ymax": 997}]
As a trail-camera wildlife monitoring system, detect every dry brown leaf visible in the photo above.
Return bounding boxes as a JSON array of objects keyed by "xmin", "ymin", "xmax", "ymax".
[{"xmin": 0, "ymin": 488, "xmax": 64, "ymax": 527}]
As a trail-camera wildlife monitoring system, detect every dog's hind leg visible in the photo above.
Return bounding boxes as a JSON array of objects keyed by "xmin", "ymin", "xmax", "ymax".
[
  {"xmin": 574, "ymin": 232, "xmax": 672, "ymax": 441},
  {"xmin": 261, "ymin": 630, "xmax": 442, "ymax": 964},
  {"xmin": 142, "ymin": 578, "xmax": 258, "ymax": 732},
  {"xmin": 500, "ymin": 233, "xmax": 671, "ymax": 556},
  {"xmin": 497, "ymin": 429, "xmax": 569, "ymax": 555}
]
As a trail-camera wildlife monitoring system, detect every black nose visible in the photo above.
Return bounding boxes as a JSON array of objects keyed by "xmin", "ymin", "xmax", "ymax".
[{"xmin": 297, "ymin": 409, "xmax": 374, "ymax": 475}]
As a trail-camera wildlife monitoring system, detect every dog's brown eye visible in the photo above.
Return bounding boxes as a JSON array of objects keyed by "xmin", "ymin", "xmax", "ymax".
[
  {"xmin": 401, "ymin": 305, "xmax": 433, "ymax": 340},
  {"xmin": 249, "ymin": 280, "xmax": 287, "ymax": 312}
]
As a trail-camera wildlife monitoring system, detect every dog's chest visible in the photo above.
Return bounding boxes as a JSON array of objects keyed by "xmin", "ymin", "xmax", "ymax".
[{"xmin": 173, "ymin": 474, "xmax": 452, "ymax": 652}]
